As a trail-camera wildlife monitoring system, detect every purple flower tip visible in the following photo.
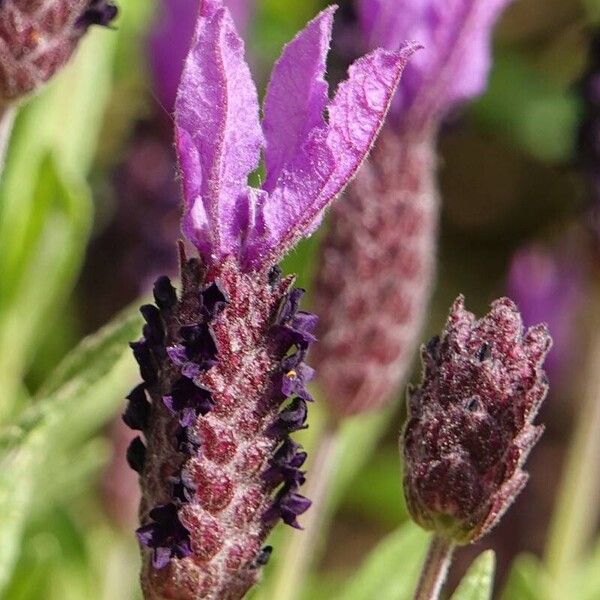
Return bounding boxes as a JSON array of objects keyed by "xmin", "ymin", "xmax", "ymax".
[{"xmin": 175, "ymin": 1, "xmax": 418, "ymax": 270}]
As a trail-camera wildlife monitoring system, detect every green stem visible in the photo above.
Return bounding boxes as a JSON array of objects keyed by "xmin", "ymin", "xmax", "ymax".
[
  {"xmin": 544, "ymin": 292, "xmax": 600, "ymax": 598},
  {"xmin": 269, "ymin": 419, "xmax": 340, "ymax": 600},
  {"xmin": 413, "ymin": 536, "xmax": 455, "ymax": 600}
]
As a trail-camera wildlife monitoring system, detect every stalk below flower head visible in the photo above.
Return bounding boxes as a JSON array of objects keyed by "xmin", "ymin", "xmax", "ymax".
[
  {"xmin": 0, "ymin": 0, "xmax": 118, "ymax": 107},
  {"xmin": 403, "ymin": 296, "xmax": 551, "ymax": 543},
  {"xmin": 313, "ymin": 0, "xmax": 512, "ymax": 418},
  {"xmin": 123, "ymin": 2, "xmax": 417, "ymax": 598}
]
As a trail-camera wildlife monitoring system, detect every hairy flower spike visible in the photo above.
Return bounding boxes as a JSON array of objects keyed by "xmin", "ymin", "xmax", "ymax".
[
  {"xmin": 402, "ymin": 296, "xmax": 551, "ymax": 544},
  {"xmin": 125, "ymin": 2, "xmax": 414, "ymax": 597},
  {"xmin": 314, "ymin": 0, "xmax": 510, "ymax": 418},
  {"xmin": 0, "ymin": 0, "xmax": 118, "ymax": 105}
]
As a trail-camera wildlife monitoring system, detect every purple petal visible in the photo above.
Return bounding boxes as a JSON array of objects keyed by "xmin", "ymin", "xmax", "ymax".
[
  {"xmin": 357, "ymin": 0, "xmax": 511, "ymax": 123},
  {"xmin": 175, "ymin": 1, "xmax": 264, "ymax": 263},
  {"xmin": 148, "ymin": 0, "xmax": 255, "ymax": 112},
  {"xmin": 245, "ymin": 44, "xmax": 419, "ymax": 269},
  {"xmin": 262, "ymin": 7, "xmax": 335, "ymax": 192}
]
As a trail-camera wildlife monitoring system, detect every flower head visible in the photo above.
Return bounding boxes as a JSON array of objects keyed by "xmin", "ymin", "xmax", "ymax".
[
  {"xmin": 402, "ymin": 296, "xmax": 551, "ymax": 543},
  {"xmin": 356, "ymin": 0, "xmax": 511, "ymax": 129},
  {"xmin": 125, "ymin": 2, "xmax": 415, "ymax": 598},
  {"xmin": 0, "ymin": 0, "xmax": 118, "ymax": 105}
]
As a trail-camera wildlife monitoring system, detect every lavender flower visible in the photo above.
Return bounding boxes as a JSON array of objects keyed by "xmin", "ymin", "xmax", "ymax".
[
  {"xmin": 0, "ymin": 0, "xmax": 118, "ymax": 106},
  {"xmin": 402, "ymin": 296, "xmax": 551, "ymax": 543},
  {"xmin": 123, "ymin": 3, "xmax": 416, "ymax": 597},
  {"xmin": 313, "ymin": 0, "xmax": 511, "ymax": 418}
]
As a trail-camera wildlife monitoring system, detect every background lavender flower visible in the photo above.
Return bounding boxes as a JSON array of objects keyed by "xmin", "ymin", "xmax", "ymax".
[
  {"xmin": 0, "ymin": 0, "xmax": 118, "ymax": 106},
  {"xmin": 313, "ymin": 0, "xmax": 511, "ymax": 418},
  {"xmin": 403, "ymin": 296, "xmax": 551, "ymax": 543},
  {"xmin": 506, "ymin": 241, "xmax": 585, "ymax": 388},
  {"xmin": 124, "ymin": 3, "xmax": 415, "ymax": 597}
]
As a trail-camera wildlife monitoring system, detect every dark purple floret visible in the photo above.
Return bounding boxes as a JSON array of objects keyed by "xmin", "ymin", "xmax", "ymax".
[
  {"xmin": 273, "ymin": 289, "xmax": 318, "ymax": 351},
  {"xmin": 123, "ymin": 384, "xmax": 151, "ymax": 431},
  {"xmin": 262, "ymin": 438, "xmax": 307, "ymax": 486},
  {"xmin": 264, "ymin": 484, "xmax": 312, "ymax": 529},
  {"xmin": 126, "ymin": 436, "xmax": 147, "ymax": 473},
  {"xmin": 163, "ymin": 377, "xmax": 214, "ymax": 425},
  {"xmin": 77, "ymin": 0, "xmax": 119, "ymax": 29},
  {"xmin": 140, "ymin": 304, "xmax": 165, "ymax": 347},
  {"xmin": 136, "ymin": 504, "xmax": 192, "ymax": 569},
  {"xmin": 251, "ymin": 545, "xmax": 273, "ymax": 568},
  {"xmin": 267, "ymin": 398, "xmax": 308, "ymax": 437},
  {"xmin": 130, "ymin": 340, "xmax": 157, "ymax": 385},
  {"xmin": 201, "ymin": 282, "xmax": 229, "ymax": 318},
  {"xmin": 280, "ymin": 362, "xmax": 315, "ymax": 401},
  {"xmin": 153, "ymin": 276, "xmax": 178, "ymax": 311},
  {"xmin": 179, "ymin": 323, "xmax": 219, "ymax": 368},
  {"xmin": 175, "ymin": 426, "xmax": 202, "ymax": 455}
]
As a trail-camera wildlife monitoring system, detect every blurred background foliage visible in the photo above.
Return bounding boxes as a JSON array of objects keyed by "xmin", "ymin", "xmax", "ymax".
[{"xmin": 1, "ymin": 0, "xmax": 600, "ymax": 598}]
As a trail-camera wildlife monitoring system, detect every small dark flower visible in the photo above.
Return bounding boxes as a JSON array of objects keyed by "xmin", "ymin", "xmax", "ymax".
[
  {"xmin": 402, "ymin": 296, "xmax": 552, "ymax": 543},
  {"xmin": 264, "ymin": 484, "xmax": 312, "ymax": 529},
  {"xmin": 162, "ymin": 377, "xmax": 214, "ymax": 425},
  {"xmin": 267, "ymin": 398, "xmax": 309, "ymax": 437},
  {"xmin": 77, "ymin": 0, "xmax": 119, "ymax": 28},
  {"xmin": 122, "ymin": 384, "xmax": 151, "ymax": 431},
  {"xmin": 126, "ymin": 436, "xmax": 147, "ymax": 474},
  {"xmin": 136, "ymin": 504, "xmax": 192, "ymax": 569}
]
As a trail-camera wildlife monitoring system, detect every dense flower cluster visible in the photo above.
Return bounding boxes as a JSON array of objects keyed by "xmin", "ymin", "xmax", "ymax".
[
  {"xmin": 124, "ymin": 251, "xmax": 317, "ymax": 596},
  {"xmin": 122, "ymin": 1, "xmax": 415, "ymax": 597},
  {"xmin": 314, "ymin": 0, "xmax": 511, "ymax": 418},
  {"xmin": 0, "ymin": 0, "xmax": 117, "ymax": 104},
  {"xmin": 403, "ymin": 296, "xmax": 551, "ymax": 543}
]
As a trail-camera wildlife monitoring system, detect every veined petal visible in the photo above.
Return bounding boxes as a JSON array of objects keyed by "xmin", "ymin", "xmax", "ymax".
[
  {"xmin": 262, "ymin": 6, "xmax": 336, "ymax": 192},
  {"xmin": 245, "ymin": 43, "xmax": 419, "ymax": 270},
  {"xmin": 175, "ymin": 0, "xmax": 264, "ymax": 264}
]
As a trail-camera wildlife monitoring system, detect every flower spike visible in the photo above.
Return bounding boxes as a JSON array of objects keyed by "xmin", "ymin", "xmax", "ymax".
[
  {"xmin": 127, "ymin": 2, "xmax": 415, "ymax": 598},
  {"xmin": 402, "ymin": 296, "xmax": 551, "ymax": 543}
]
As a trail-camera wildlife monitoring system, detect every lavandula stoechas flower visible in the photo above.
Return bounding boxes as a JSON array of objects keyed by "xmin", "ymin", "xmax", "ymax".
[
  {"xmin": 313, "ymin": 0, "xmax": 511, "ymax": 417},
  {"xmin": 0, "ymin": 0, "xmax": 118, "ymax": 107},
  {"xmin": 403, "ymin": 296, "xmax": 551, "ymax": 543},
  {"xmin": 123, "ymin": 3, "xmax": 416, "ymax": 597}
]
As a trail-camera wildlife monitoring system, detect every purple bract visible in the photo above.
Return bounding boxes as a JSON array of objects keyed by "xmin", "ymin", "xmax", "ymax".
[{"xmin": 175, "ymin": 1, "xmax": 418, "ymax": 271}]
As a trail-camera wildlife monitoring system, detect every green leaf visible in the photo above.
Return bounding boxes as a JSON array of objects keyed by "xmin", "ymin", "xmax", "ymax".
[
  {"xmin": 0, "ymin": 157, "xmax": 92, "ymax": 421},
  {"xmin": 500, "ymin": 554, "xmax": 544, "ymax": 600},
  {"xmin": 451, "ymin": 550, "xmax": 495, "ymax": 600},
  {"xmin": 337, "ymin": 523, "xmax": 429, "ymax": 600},
  {"xmin": 0, "ymin": 307, "xmax": 141, "ymax": 593}
]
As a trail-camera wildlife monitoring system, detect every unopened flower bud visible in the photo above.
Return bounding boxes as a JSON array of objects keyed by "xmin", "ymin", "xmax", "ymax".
[
  {"xmin": 0, "ymin": 0, "xmax": 118, "ymax": 105},
  {"xmin": 402, "ymin": 296, "xmax": 551, "ymax": 543}
]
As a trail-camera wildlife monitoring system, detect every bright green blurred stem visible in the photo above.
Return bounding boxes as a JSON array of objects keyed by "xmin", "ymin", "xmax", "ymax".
[
  {"xmin": 413, "ymin": 536, "xmax": 454, "ymax": 600},
  {"xmin": 0, "ymin": 106, "xmax": 16, "ymax": 177},
  {"xmin": 262, "ymin": 401, "xmax": 393, "ymax": 600},
  {"xmin": 269, "ymin": 418, "xmax": 339, "ymax": 600},
  {"xmin": 544, "ymin": 290, "xmax": 600, "ymax": 598}
]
